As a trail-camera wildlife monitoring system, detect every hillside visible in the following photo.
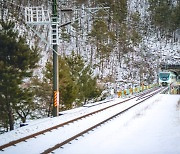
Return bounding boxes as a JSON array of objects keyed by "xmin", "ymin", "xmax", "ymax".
[{"xmin": 0, "ymin": 0, "xmax": 179, "ymax": 132}]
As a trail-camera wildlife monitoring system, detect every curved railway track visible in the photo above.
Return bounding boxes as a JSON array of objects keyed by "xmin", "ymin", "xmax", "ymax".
[{"xmin": 0, "ymin": 87, "xmax": 165, "ymax": 153}]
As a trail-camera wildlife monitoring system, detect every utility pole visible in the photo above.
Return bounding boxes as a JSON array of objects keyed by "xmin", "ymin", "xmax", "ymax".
[
  {"xmin": 24, "ymin": 2, "xmax": 109, "ymax": 117},
  {"xmin": 52, "ymin": 0, "xmax": 59, "ymax": 117}
]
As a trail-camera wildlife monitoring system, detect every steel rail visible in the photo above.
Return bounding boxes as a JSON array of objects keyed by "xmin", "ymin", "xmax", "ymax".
[
  {"xmin": 0, "ymin": 87, "xmax": 162, "ymax": 151},
  {"xmin": 41, "ymin": 88, "xmax": 164, "ymax": 154}
]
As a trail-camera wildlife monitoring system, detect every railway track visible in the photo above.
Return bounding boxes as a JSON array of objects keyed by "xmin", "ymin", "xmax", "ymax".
[{"xmin": 0, "ymin": 87, "xmax": 165, "ymax": 153}]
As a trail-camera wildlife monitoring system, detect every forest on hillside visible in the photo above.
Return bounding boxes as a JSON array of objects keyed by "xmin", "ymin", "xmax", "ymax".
[{"xmin": 0, "ymin": 0, "xmax": 179, "ymax": 132}]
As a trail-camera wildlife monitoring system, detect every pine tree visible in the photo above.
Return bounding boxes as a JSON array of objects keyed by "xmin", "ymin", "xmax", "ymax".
[
  {"xmin": 0, "ymin": 20, "xmax": 40, "ymax": 131},
  {"xmin": 148, "ymin": 0, "xmax": 180, "ymax": 40},
  {"xmin": 41, "ymin": 55, "xmax": 78, "ymax": 111},
  {"xmin": 59, "ymin": 55, "xmax": 78, "ymax": 109},
  {"xmin": 78, "ymin": 66, "xmax": 101, "ymax": 103},
  {"xmin": 41, "ymin": 52, "xmax": 102, "ymax": 111},
  {"xmin": 66, "ymin": 52, "xmax": 102, "ymax": 104}
]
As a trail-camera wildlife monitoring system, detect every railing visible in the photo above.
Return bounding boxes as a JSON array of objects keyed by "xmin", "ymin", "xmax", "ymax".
[
  {"xmin": 169, "ymin": 82, "xmax": 180, "ymax": 94},
  {"xmin": 117, "ymin": 84, "xmax": 159, "ymax": 98}
]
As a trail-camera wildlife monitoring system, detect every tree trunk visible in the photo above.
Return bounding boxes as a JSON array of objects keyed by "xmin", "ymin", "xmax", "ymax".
[
  {"xmin": 7, "ymin": 106, "xmax": 14, "ymax": 130},
  {"xmin": 5, "ymin": 89, "xmax": 14, "ymax": 130}
]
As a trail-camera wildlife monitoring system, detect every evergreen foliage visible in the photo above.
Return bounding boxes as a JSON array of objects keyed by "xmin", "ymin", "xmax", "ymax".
[
  {"xmin": 41, "ymin": 53, "xmax": 102, "ymax": 111},
  {"xmin": 0, "ymin": 20, "xmax": 40, "ymax": 131},
  {"xmin": 148, "ymin": 0, "xmax": 180, "ymax": 37},
  {"xmin": 66, "ymin": 52, "xmax": 102, "ymax": 104}
]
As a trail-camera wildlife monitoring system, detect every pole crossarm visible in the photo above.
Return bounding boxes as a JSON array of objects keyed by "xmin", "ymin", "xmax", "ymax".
[
  {"xmin": 25, "ymin": 5, "xmax": 60, "ymax": 49},
  {"xmin": 58, "ymin": 6, "xmax": 110, "ymax": 28},
  {"xmin": 25, "ymin": 7, "xmax": 51, "ymax": 25},
  {"xmin": 74, "ymin": 6, "xmax": 110, "ymax": 11}
]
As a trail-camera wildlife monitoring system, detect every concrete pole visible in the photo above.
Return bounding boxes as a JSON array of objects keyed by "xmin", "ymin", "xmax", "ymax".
[{"xmin": 52, "ymin": 0, "xmax": 59, "ymax": 116}]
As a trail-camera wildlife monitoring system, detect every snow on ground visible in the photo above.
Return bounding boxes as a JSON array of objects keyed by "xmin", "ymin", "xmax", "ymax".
[
  {"xmin": 0, "ymin": 98, "xmax": 119, "ymax": 146},
  {"xmin": 57, "ymin": 94, "xmax": 180, "ymax": 154},
  {"xmin": 0, "ymin": 94, "xmax": 180, "ymax": 154}
]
